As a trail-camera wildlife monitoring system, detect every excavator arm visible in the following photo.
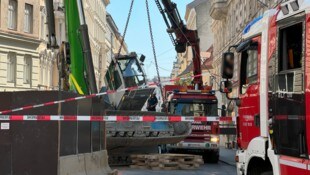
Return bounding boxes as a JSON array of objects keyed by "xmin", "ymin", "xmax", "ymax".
[{"xmin": 156, "ymin": 0, "xmax": 203, "ymax": 89}]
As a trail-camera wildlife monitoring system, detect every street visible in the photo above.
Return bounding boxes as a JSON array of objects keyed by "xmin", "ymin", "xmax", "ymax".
[
  {"xmin": 1, "ymin": 0, "xmax": 298, "ymax": 174},
  {"xmin": 116, "ymin": 162, "xmax": 236, "ymax": 175},
  {"xmin": 114, "ymin": 147, "xmax": 236, "ymax": 175}
]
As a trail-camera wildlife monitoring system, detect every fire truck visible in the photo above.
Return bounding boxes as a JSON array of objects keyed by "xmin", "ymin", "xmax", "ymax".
[
  {"xmin": 220, "ymin": 0, "xmax": 310, "ymax": 174},
  {"xmin": 163, "ymin": 85, "xmax": 220, "ymax": 163},
  {"xmin": 156, "ymin": 0, "xmax": 220, "ymax": 163}
]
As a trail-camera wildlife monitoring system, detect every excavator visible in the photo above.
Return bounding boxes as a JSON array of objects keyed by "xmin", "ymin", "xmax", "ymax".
[
  {"xmin": 50, "ymin": 0, "xmax": 192, "ymax": 166},
  {"xmin": 56, "ymin": 0, "xmax": 219, "ymax": 165}
]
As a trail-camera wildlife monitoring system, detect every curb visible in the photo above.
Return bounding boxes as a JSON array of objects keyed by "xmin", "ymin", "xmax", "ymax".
[{"xmin": 219, "ymin": 159, "xmax": 236, "ymax": 167}]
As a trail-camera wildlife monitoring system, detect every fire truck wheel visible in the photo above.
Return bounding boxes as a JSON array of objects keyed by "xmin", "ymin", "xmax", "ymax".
[
  {"xmin": 203, "ymin": 150, "xmax": 219, "ymax": 163},
  {"xmin": 247, "ymin": 158, "xmax": 273, "ymax": 175}
]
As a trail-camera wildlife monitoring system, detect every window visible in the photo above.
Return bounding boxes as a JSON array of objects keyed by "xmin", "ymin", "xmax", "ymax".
[
  {"xmin": 171, "ymin": 101, "xmax": 218, "ymax": 116},
  {"xmin": 7, "ymin": 52, "xmax": 16, "ymax": 83},
  {"xmin": 23, "ymin": 55, "xmax": 32, "ymax": 84},
  {"xmin": 39, "ymin": 59, "xmax": 43, "ymax": 84},
  {"xmin": 246, "ymin": 50, "xmax": 258, "ymax": 78},
  {"xmin": 104, "ymin": 62, "xmax": 122, "ymax": 90},
  {"xmin": 40, "ymin": 7, "xmax": 46, "ymax": 39},
  {"xmin": 8, "ymin": 0, "xmax": 17, "ymax": 30},
  {"xmin": 118, "ymin": 58, "xmax": 145, "ymax": 87},
  {"xmin": 239, "ymin": 42, "xmax": 258, "ymax": 94},
  {"xmin": 270, "ymin": 19, "xmax": 306, "ymax": 159},
  {"xmin": 276, "ymin": 22, "xmax": 304, "ymax": 93},
  {"xmin": 24, "ymin": 4, "xmax": 33, "ymax": 33},
  {"xmin": 279, "ymin": 23, "xmax": 302, "ymax": 71}
]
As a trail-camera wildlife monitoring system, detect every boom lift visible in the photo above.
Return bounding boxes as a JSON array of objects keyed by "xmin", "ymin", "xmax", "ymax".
[{"xmin": 156, "ymin": 0, "xmax": 220, "ymax": 163}]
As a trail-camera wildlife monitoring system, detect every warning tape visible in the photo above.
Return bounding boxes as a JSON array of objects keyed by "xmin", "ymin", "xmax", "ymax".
[
  {"xmin": 149, "ymin": 71, "xmax": 213, "ymax": 85},
  {"xmin": 0, "ymin": 88, "xmax": 132, "ymax": 115},
  {"xmin": 0, "ymin": 115, "xmax": 232, "ymax": 122},
  {"xmin": 0, "ymin": 72, "xmax": 215, "ymax": 115}
]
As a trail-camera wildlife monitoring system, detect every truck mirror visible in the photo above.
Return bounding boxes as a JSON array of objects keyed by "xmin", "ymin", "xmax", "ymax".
[
  {"xmin": 221, "ymin": 52, "xmax": 234, "ymax": 79},
  {"xmin": 220, "ymin": 81, "xmax": 233, "ymax": 93}
]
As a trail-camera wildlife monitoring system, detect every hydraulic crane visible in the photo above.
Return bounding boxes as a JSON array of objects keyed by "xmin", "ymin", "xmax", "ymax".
[
  {"xmin": 156, "ymin": 0, "xmax": 220, "ymax": 163},
  {"xmin": 156, "ymin": 0, "xmax": 202, "ymax": 90},
  {"xmin": 45, "ymin": 0, "xmax": 97, "ymax": 95}
]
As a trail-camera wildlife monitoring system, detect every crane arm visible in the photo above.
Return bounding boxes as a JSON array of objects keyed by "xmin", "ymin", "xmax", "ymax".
[
  {"xmin": 45, "ymin": 0, "xmax": 97, "ymax": 94},
  {"xmin": 156, "ymin": 0, "xmax": 203, "ymax": 89}
]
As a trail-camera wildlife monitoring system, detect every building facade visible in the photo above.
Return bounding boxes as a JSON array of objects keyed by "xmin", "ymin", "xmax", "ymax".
[
  {"xmin": 37, "ymin": 0, "xmax": 66, "ymax": 90},
  {"xmin": 37, "ymin": 0, "xmax": 110, "ymax": 91},
  {"xmin": 105, "ymin": 13, "xmax": 128, "ymax": 75},
  {"xmin": 83, "ymin": 0, "xmax": 110, "ymax": 90},
  {"xmin": 210, "ymin": 0, "xmax": 280, "ymax": 107},
  {"xmin": 0, "ymin": 0, "xmax": 41, "ymax": 91}
]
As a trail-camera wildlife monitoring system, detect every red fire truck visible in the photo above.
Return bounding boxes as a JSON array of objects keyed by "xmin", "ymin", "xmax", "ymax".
[
  {"xmin": 221, "ymin": 0, "xmax": 310, "ymax": 174},
  {"xmin": 156, "ymin": 0, "xmax": 221, "ymax": 163},
  {"xmin": 163, "ymin": 85, "xmax": 220, "ymax": 163}
]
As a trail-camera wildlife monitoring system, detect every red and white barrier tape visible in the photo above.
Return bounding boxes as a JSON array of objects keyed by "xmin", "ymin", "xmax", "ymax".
[
  {"xmin": 0, "ymin": 115, "xmax": 232, "ymax": 122},
  {"xmin": 0, "ymin": 72, "xmax": 216, "ymax": 115},
  {"xmin": 0, "ymin": 88, "xmax": 132, "ymax": 115},
  {"xmin": 148, "ymin": 72, "xmax": 213, "ymax": 86}
]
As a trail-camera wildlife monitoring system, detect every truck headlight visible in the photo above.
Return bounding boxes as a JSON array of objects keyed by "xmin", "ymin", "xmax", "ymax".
[{"xmin": 211, "ymin": 136, "xmax": 219, "ymax": 143}]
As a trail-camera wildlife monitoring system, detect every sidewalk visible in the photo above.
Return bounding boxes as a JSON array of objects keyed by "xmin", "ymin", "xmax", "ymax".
[{"xmin": 219, "ymin": 146, "xmax": 236, "ymax": 166}]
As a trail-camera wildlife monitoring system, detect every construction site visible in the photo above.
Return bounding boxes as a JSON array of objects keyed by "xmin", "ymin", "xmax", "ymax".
[{"xmin": 4, "ymin": 0, "xmax": 308, "ymax": 175}]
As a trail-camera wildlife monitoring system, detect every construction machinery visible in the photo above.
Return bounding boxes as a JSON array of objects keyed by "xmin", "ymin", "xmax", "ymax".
[
  {"xmin": 57, "ymin": 0, "xmax": 192, "ymax": 166},
  {"xmin": 220, "ymin": 0, "xmax": 310, "ymax": 174},
  {"xmin": 156, "ymin": 0, "xmax": 221, "ymax": 163},
  {"xmin": 102, "ymin": 52, "xmax": 191, "ymax": 165}
]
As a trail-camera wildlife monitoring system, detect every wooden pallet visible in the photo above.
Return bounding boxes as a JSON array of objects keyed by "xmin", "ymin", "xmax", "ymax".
[{"xmin": 130, "ymin": 153, "xmax": 203, "ymax": 170}]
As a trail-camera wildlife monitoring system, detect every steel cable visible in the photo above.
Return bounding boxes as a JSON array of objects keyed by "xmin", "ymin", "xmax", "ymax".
[
  {"xmin": 116, "ymin": 0, "xmax": 135, "ymax": 60},
  {"xmin": 146, "ymin": 0, "xmax": 164, "ymax": 101}
]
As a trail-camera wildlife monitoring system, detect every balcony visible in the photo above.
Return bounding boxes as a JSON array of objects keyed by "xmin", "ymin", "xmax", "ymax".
[{"xmin": 210, "ymin": 0, "xmax": 228, "ymax": 20}]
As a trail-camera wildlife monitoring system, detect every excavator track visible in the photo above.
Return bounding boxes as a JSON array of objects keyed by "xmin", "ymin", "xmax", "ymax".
[{"xmin": 106, "ymin": 110, "xmax": 191, "ymax": 165}]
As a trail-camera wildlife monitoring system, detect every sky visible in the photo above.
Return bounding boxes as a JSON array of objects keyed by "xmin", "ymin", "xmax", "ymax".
[{"xmin": 107, "ymin": 0, "xmax": 193, "ymax": 79}]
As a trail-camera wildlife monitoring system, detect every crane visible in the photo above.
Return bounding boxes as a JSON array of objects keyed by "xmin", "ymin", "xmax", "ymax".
[
  {"xmin": 45, "ymin": 0, "xmax": 97, "ymax": 95},
  {"xmin": 156, "ymin": 0, "xmax": 203, "ymax": 90},
  {"xmin": 156, "ymin": 0, "xmax": 220, "ymax": 163}
]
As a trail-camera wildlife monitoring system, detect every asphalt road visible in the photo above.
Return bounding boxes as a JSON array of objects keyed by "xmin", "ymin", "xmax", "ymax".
[
  {"xmin": 114, "ymin": 147, "xmax": 237, "ymax": 175},
  {"xmin": 115, "ymin": 162, "xmax": 236, "ymax": 175}
]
